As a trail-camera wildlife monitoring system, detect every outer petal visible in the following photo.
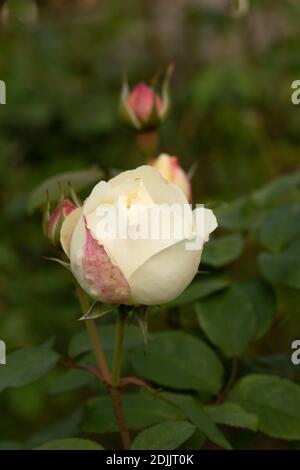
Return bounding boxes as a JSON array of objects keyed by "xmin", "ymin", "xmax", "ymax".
[
  {"xmin": 128, "ymin": 240, "xmax": 202, "ymax": 305},
  {"xmin": 60, "ymin": 207, "xmax": 83, "ymax": 258},
  {"xmin": 194, "ymin": 207, "xmax": 218, "ymax": 242},
  {"xmin": 128, "ymin": 206, "xmax": 218, "ymax": 305},
  {"xmin": 127, "ymin": 83, "xmax": 156, "ymax": 122},
  {"xmin": 204, "ymin": 208, "xmax": 218, "ymax": 240},
  {"xmin": 70, "ymin": 215, "xmax": 131, "ymax": 304}
]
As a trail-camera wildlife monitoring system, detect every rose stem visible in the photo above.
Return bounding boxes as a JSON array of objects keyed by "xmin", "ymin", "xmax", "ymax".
[
  {"xmin": 110, "ymin": 306, "xmax": 131, "ymax": 449},
  {"xmin": 112, "ymin": 307, "xmax": 126, "ymax": 387},
  {"xmin": 76, "ymin": 285, "xmax": 131, "ymax": 449},
  {"xmin": 76, "ymin": 285, "xmax": 111, "ymax": 384}
]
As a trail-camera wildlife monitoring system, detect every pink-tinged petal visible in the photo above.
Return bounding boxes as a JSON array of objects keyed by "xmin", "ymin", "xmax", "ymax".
[
  {"xmin": 62, "ymin": 199, "xmax": 76, "ymax": 217},
  {"xmin": 82, "ymin": 225, "xmax": 131, "ymax": 304},
  {"xmin": 47, "ymin": 199, "xmax": 76, "ymax": 246},
  {"xmin": 149, "ymin": 154, "xmax": 192, "ymax": 202},
  {"xmin": 48, "ymin": 199, "xmax": 75, "ymax": 232},
  {"xmin": 48, "ymin": 205, "xmax": 62, "ymax": 235},
  {"xmin": 128, "ymin": 82, "xmax": 161, "ymax": 122},
  {"xmin": 170, "ymin": 158, "xmax": 192, "ymax": 202}
]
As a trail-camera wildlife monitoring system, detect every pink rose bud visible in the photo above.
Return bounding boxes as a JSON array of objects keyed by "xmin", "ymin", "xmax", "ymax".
[
  {"xmin": 119, "ymin": 65, "xmax": 173, "ymax": 131},
  {"xmin": 127, "ymin": 83, "xmax": 163, "ymax": 123},
  {"xmin": 46, "ymin": 199, "xmax": 76, "ymax": 247},
  {"xmin": 149, "ymin": 154, "xmax": 192, "ymax": 202}
]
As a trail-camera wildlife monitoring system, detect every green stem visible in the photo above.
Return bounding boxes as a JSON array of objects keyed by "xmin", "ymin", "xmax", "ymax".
[
  {"xmin": 110, "ymin": 307, "xmax": 131, "ymax": 449},
  {"xmin": 110, "ymin": 387, "xmax": 131, "ymax": 449},
  {"xmin": 85, "ymin": 320, "xmax": 112, "ymax": 385},
  {"xmin": 76, "ymin": 285, "xmax": 111, "ymax": 385},
  {"xmin": 76, "ymin": 285, "xmax": 130, "ymax": 449},
  {"xmin": 135, "ymin": 130, "xmax": 158, "ymax": 160},
  {"xmin": 112, "ymin": 308, "xmax": 127, "ymax": 387}
]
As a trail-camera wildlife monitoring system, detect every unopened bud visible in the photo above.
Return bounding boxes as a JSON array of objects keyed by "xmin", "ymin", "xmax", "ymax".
[
  {"xmin": 119, "ymin": 65, "xmax": 173, "ymax": 131},
  {"xmin": 149, "ymin": 154, "xmax": 192, "ymax": 201},
  {"xmin": 45, "ymin": 198, "xmax": 76, "ymax": 247}
]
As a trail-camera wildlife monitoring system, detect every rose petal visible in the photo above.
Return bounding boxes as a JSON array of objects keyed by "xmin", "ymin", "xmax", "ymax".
[
  {"xmin": 128, "ymin": 239, "xmax": 202, "ymax": 305},
  {"xmin": 70, "ymin": 215, "xmax": 131, "ymax": 304},
  {"xmin": 127, "ymin": 82, "xmax": 161, "ymax": 122},
  {"xmin": 60, "ymin": 207, "xmax": 83, "ymax": 258}
]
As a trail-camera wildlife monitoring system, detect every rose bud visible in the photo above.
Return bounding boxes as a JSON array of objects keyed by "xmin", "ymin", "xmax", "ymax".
[
  {"xmin": 149, "ymin": 154, "xmax": 192, "ymax": 202},
  {"xmin": 45, "ymin": 198, "xmax": 76, "ymax": 247},
  {"xmin": 128, "ymin": 83, "xmax": 162, "ymax": 121},
  {"xmin": 60, "ymin": 166, "xmax": 217, "ymax": 306},
  {"xmin": 119, "ymin": 66, "xmax": 173, "ymax": 131}
]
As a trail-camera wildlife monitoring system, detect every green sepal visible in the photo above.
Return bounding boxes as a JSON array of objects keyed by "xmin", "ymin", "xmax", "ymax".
[
  {"xmin": 43, "ymin": 257, "xmax": 71, "ymax": 271},
  {"xmin": 78, "ymin": 301, "xmax": 116, "ymax": 321},
  {"xmin": 132, "ymin": 305, "xmax": 151, "ymax": 352}
]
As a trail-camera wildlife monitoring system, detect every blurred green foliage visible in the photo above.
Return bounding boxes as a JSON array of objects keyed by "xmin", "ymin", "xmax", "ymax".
[{"xmin": 1, "ymin": 0, "xmax": 300, "ymax": 450}]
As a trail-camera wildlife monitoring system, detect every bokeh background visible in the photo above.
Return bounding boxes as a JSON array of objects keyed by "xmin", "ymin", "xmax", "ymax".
[{"xmin": 1, "ymin": 0, "xmax": 300, "ymax": 450}]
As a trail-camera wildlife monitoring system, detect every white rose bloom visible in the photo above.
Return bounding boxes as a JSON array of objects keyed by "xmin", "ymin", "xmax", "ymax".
[{"xmin": 60, "ymin": 165, "xmax": 217, "ymax": 305}]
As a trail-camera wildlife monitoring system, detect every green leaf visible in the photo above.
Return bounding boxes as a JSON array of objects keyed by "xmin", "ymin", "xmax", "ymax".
[
  {"xmin": 239, "ymin": 278, "xmax": 275, "ymax": 339},
  {"xmin": 167, "ymin": 275, "xmax": 230, "ymax": 307},
  {"xmin": 197, "ymin": 279, "xmax": 275, "ymax": 355},
  {"xmin": 164, "ymin": 393, "xmax": 232, "ymax": 450},
  {"xmin": 216, "ymin": 172, "xmax": 300, "ymax": 233},
  {"xmin": 215, "ymin": 196, "xmax": 256, "ymax": 231},
  {"xmin": 251, "ymin": 171, "xmax": 300, "ymax": 208},
  {"xmin": 196, "ymin": 285, "xmax": 256, "ymax": 356},
  {"xmin": 255, "ymin": 204, "xmax": 300, "ymax": 251},
  {"xmin": 229, "ymin": 374, "xmax": 300, "ymax": 440},
  {"xmin": 0, "ymin": 341, "xmax": 59, "ymax": 393},
  {"xmin": 68, "ymin": 324, "xmax": 144, "ymax": 357},
  {"xmin": 202, "ymin": 234, "xmax": 244, "ymax": 267},
  {"xmin": 250, "ymin": 354, "xmax": 300, "ymax": 382},
  {"xmin": 180, "ymin": 430, "xmax": 206, "ymax": 450},
  {"xmin": 131, "ymin": 421, "xmax": 195, "ymax": 450},
  {"xmin": 82, "ymin": 392, "xmax": 184, "ymax": 433},
  {"xmin": 258, "ymin": 239, "xmax": 300, "ymax": 289},
  {"xmin": 48, "ymin": 369, "xmax": 94, "ymax": 395},
  {"xmin": 27, "ymin": 410, "xmax": 83, "ymax": 449},
  {"xmin": 130, "ymin": 331, "xmax": 224, "ymax": 394},
  {"xmin": 28, "ymin": 167, "xmax": 104, "ymax": 213},
  {"xmin": 204, "ymin": 403, "xmax": 258, "ymax": 431},
  {"xmin": 35, "ymin": 438, "xmax": 104, "ymax": 450}
]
